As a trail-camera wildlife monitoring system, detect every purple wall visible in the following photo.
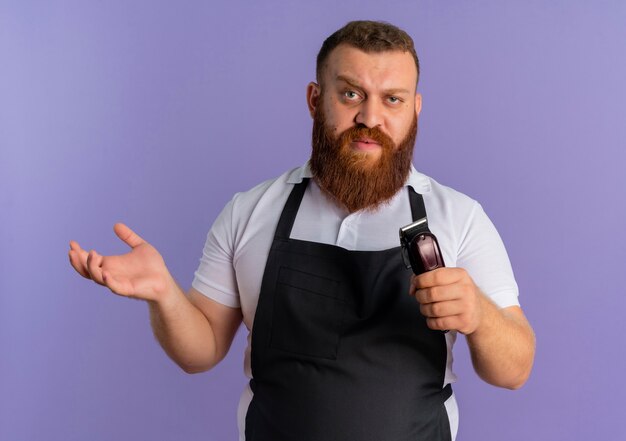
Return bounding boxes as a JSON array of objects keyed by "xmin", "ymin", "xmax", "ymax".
[{"xmin": 2, "ymin": 1, "xmax": 625, "ymax": 440}]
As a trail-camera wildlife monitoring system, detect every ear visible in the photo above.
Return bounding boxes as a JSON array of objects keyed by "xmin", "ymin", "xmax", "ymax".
[
  {"xmin": 306, "ymin": 82, "xmax": 321, "ymax": 119},
  {"xmin": 414, "ymin": 93, "xmax": 422, "ymax": 117}
]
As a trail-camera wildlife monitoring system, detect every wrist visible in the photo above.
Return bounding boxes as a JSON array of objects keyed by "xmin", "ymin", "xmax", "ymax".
[
  {"xmin": 465, "ymin": 293, "xmax": 493, "ymax": 337},
  {"xmin": 151, "ymin": 273, "xmax": 184, "ymax": 309}
]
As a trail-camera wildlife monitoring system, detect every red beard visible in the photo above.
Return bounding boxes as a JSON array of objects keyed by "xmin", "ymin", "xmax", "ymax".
[{"xmin": 310, "ymin": 107, "xmax": 417, "ymax": 213}]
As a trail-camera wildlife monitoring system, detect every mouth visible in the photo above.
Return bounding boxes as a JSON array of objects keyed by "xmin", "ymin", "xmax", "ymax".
[{"xmin": 350, "ymin": 137, "xmax": 381, "ymax": 152}]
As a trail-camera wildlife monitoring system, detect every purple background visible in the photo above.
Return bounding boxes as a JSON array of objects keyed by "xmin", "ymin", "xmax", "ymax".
[{"xmin": 2, "ymin": 1, "xmax": 625, "ymax": 440}]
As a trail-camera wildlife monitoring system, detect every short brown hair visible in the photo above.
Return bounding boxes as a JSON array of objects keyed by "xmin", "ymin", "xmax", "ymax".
[{"xmin": 316, "ymin": 20, "xmax": 420, "ymax": 86}]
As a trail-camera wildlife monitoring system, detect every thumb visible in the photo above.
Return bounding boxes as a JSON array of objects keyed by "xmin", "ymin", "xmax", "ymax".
[{"xmin": 113, "ymin": 223, "xmax": 146, "ymax": 249}]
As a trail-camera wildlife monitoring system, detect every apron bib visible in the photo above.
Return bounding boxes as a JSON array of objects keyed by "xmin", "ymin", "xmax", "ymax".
[{"xmin": 246, "ymin": 179, "xmax": 452, "ymax": 441}]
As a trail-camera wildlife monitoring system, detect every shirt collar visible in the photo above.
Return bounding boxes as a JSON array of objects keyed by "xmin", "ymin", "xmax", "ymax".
[{"xmin": 287, "ymin": 160, "xmax": 432, "ymax": 194}]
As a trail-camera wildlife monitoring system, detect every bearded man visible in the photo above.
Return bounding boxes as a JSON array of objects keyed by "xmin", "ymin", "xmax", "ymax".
[{"xmin": 69, "ymin": 21, "xmax": 535, "ymax": 441}]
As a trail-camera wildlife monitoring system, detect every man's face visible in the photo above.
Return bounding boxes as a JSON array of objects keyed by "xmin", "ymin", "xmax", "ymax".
[
  {"xmin": 307, "ymin": 44, "xmax": 422, "ymax": 212},
  {"xmin": 308, "ymin": 44, "xmax": 421, "ymax": 164}
]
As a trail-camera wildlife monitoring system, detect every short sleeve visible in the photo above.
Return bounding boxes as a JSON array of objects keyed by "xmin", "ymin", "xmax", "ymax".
[
  {"xmin": 457, "ymin": 202, "xmax": 520, "ymax": 309},
  {"xmin": 191, "ymin": 198, "xmax": 241, "ymax": 308}
]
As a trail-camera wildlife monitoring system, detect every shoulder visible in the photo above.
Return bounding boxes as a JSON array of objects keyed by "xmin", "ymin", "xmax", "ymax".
[
  {"xmin": 410, "ymin": 168, "xmax": 480, "ymax": 218},
  {"xmin": 230, "ymin": 166, "xmax": 303, "ymax": 213},
  {"xmin": 222, "ymin": 165, "xmax": 305, "ymax": 239}
]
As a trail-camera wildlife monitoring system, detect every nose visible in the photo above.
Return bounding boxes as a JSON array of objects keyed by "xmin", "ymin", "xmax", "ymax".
[{"xmin": 354, "ymin": 99, "xmax": 383, "ymax": 128}]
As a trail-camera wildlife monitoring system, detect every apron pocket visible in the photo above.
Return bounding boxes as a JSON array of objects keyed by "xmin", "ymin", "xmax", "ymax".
[{"xmin": 270, "ymin": 266, "xmax": 343, "ymax": 360}]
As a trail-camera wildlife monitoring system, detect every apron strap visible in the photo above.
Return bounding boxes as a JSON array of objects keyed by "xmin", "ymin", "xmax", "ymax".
[
  {"xmin": 408, "ymin": 185, "xmax": 427, "ymax": 222},
  {"xmin": 442, "ymin": 383, "xmax": 453, "ymax": 402},
  {"xmin": 274, "ymin": 178, "xmax": 309, "ymax": 241}
]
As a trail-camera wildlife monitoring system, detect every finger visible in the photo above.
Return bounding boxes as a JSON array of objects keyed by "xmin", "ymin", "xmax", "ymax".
[
  {"xmin": 69, "ymin": 241, "xmax": 92, "ymax": 279},
  {"xmin": 68, "ymin": 248, "xmax": 91, "ymax": 279},
  {"xmin": 419, "ymin": 299, "xmax": 465, "ymax": 318},
  {"xmin": 113, "ymin": 223, "xmax": 146, "ymax": 249},
  {"xmin": 426, "ymin": 316, "xmax": 460, "ymax": 332},
  {"xmin": 86, "ymin": 250, "xmax": 105, "ymax": 285},
  {"xmin": 408, "ymin": 274, "xmax": 418, "ymax": 294},
  {"xmin": 411, "ymin": 267, "xmax": 465, "ymax": 290},
  {"xmin": 414, "ymin": 286, "xmax": 460, "ymax": 304}
]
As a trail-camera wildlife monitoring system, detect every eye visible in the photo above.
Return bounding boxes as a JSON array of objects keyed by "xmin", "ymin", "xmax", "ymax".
[
  {"xmin": 387, "ymin": 96, "xmax": 401, "ymax": 104},
  {"xmin": 343, "ymin": 90, "xmax": 361, "ymax": 101}
]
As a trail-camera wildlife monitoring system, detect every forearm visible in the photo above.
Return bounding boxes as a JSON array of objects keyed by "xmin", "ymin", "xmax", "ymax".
[
  {"xmin": 148, "ymin": 282, "xmax": 218, "ymax": 374},
  {"xmin": 466, "ymin": 296, "xmax": 536, "ymax": 389}
]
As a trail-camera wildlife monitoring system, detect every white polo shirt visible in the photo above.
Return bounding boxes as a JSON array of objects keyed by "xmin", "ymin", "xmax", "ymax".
[{"xmin": 192, "ymin": 161, "xmax": 520, "ymax": 440}]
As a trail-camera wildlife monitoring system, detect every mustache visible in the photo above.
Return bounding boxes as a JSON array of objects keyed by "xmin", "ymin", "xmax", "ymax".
[{"xmin": 337, "ymin": 125, "xmax": 395, "ymax": 150}]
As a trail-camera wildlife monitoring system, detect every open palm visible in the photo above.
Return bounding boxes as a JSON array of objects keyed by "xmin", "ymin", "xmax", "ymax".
[{"xmin": 69, "ymin": 223, "xmax": 173, "ymax": 302}]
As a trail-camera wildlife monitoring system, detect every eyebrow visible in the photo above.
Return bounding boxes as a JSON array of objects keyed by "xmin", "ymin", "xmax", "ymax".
[{"xmin": 336, "ymin": 74, "xmax": 411, "ymax": 96}]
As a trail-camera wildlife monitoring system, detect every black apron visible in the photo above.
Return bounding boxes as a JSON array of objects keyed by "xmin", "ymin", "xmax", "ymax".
[{"xmin": 245, "ymin": 178, "xmax": 452, "ymax": 441}]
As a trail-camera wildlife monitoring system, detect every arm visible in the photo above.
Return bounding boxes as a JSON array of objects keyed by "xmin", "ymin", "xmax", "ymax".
[
  {"xmin": 69, "ymin": 223, "xmax": 242, "ymax": 373},
  {"xmin": 148, "ymin": 287, "xmax": 242, "ymax": 373},
  {"xmin": 410, "ymin": 268, "xmax": 535, "ymax": 390},
  {"xmin": 465, "ymin": 299, "xmax": 535, "ymax": 389}
]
